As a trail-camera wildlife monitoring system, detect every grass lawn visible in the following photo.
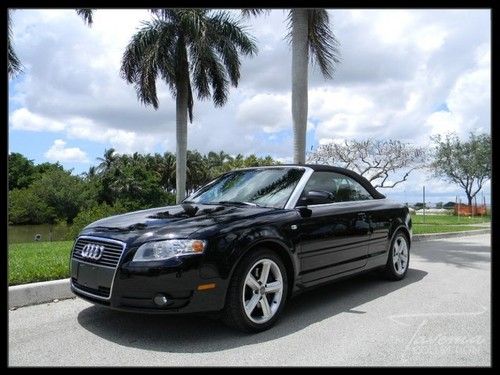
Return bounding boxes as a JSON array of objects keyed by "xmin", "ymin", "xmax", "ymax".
[
  {"xmin": 412, "ymin": 225, "xmax": 487, "ymax": 234},
  {"xmin": 411, "ymin": 214, "xmax": 490, "ymax": 234},
  {"xmin": 411, "ymin": 214, "xmax": 490, "ymax": 225},
  {"xmin": 8, "ymin": 241, "xmax": 73, "ymax": 286}
]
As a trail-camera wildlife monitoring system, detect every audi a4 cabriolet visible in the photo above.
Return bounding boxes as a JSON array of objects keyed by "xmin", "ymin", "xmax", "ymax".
[{"xmin": 70, "ymin": 165, "xmax": 412, "ymax": 332}]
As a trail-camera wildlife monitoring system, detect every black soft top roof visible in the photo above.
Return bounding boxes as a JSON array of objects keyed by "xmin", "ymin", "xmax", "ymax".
[{"xmin": 282, "ymin": 164, "xmax": 386, "ymax": 200}]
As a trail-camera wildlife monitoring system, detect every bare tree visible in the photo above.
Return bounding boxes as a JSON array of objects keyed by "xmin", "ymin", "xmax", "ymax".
[{"xmin": 307, "ymin": 139, "xmax": 427, "ymax": 188}]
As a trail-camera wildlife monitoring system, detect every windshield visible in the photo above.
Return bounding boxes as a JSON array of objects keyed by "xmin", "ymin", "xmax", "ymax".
[{"xmin": 185, "ymin": 167, "xmax": 305, "ymax": 209}]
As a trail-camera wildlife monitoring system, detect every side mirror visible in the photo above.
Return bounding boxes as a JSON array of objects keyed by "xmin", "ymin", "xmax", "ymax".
[{"xmin": 298, "ymin": 190, "xmax": 335, "ymax": 206}]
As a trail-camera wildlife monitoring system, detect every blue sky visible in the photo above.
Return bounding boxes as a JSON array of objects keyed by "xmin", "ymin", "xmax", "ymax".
[{"xmin": 8, "ymin": 9, "xmax": 491, "ymax": 205}]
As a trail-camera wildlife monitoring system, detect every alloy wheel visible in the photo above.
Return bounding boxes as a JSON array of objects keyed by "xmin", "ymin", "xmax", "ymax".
[
  {"xmin": 392, "ymin": 235, "xmax": 409, "ymax": 275},
  {"xmin": 242, "ymin": 258, "xmax": 284, "ymax": 324}
]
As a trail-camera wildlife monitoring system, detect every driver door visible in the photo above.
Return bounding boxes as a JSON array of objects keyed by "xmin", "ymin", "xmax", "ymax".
[{"xmin": 295, "ymin": 171, "xmax": 371, "ymax": 286}]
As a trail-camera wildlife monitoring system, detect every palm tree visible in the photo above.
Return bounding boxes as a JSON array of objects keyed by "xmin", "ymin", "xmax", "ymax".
[
  {"xmin": 8, "ymin": 9, "xmax": 95, "ymax": 78},
  {"xmin": 121, "ymin": 9, "xmax": 257, "ymax": 203},
  {"xmin": 96, "ymin": 148, "xmax": 117, "ymax": 173},
  {"xmin": 243, "ymin": 9, "xmax": 340, "ymax": 164}
]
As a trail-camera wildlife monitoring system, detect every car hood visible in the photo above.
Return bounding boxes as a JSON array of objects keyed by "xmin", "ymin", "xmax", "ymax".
[{"xmin": 81, "ymin": 203, "xmax": 279, "ymax": 242}]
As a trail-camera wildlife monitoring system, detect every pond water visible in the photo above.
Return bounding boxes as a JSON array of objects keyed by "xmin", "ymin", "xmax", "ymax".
[{"xmin": 8, "ymin": 224, "xmax": 71, "ymax": 244}]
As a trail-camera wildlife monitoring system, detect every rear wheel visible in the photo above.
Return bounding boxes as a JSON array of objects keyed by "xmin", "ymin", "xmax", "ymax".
[
  {"xmin": 222, "ymin": 248, "xmax": 288, "ymax": 333},
  {"xmin": 383, "ymin": 231, "xmax": 410, "ymax": 280}
]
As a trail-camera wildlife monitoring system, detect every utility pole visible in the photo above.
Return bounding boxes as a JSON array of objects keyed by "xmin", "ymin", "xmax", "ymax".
[{"xmin": 423, "ymin": 186, "xmax": 426, "ymax": 224}]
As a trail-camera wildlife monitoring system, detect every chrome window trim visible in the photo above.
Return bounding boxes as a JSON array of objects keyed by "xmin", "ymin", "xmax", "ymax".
[
  {"xmin": 70, "ymin": 235, "xmax": 127, "ymax": 301},
  {"xmin": 284, "ymin": 167, "xmax": 314, "ymax": 209},
  {"xmin": 295, "ymin": 198, "xmax": 386, "ymax": 209}
]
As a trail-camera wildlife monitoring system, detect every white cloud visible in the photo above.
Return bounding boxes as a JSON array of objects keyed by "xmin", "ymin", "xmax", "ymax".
[
  {"xmin": 10, "ymin": 108, "xmax": 66, "ymax": 132},
  {"xmin": 236, "ymin": 93, "xmax": 290, "ymax": 133},
  {"xmin": 44, "ymin": 139, "xmax": 89, "ymax": 163},
  {"xmin": 373, "ymin": 10, "xmax": 415, "ymax": 45}
]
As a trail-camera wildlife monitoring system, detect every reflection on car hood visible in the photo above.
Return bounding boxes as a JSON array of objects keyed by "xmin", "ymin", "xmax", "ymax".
[{"xmin": 83, "ymin": 203, "xmax": 277, "ymax": 239}]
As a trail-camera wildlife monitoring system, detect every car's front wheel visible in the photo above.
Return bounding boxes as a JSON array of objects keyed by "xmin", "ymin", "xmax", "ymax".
[{"xmin": 222, "ymin": 248, "xmax": 288, "ymax": 333}]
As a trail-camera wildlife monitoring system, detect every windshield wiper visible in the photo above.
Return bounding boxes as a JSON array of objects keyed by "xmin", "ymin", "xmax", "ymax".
[{"xmin": 215, "ymin": 201, "xmax": 263, "ymax": 208}]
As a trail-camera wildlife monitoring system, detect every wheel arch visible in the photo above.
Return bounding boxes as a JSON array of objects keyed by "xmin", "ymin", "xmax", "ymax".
[
  {"xmin": 229, "ymin": 239, "xmax": 297, "ymax": 298},
  {"xmin": 389, "ymin": 224, "xmax": 412, "ymax": 249}
]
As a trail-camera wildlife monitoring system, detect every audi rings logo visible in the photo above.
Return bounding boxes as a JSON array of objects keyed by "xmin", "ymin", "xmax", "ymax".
[{"xmin": 81, "ymin": 244, "xmax": 104, "ymax": 260}]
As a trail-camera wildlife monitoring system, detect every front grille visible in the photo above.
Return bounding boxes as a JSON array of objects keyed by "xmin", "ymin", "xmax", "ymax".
[{"xmin": 72, "ymin": 237, "xmax": 125, "ymax": 268}]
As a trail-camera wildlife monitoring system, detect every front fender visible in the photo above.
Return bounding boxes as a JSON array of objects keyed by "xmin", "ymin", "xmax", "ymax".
[{"xmin": 215, "ymin": 225, "xmax": 298, "ymax": 280}]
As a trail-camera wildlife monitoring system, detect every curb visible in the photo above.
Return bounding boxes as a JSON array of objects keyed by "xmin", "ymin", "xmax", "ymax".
[
  {"xmin": 9, "ymin": 278, "xmax": 74, "ymax": 309},
  {"xmin": 412, "ymin": 228, "xmax": 490, "ymax": 242}
]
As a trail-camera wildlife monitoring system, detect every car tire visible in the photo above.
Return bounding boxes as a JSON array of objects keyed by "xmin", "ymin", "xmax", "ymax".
[
  {"xmin": 222, "ymin": 248, "xmax": 288, "ymax": 333},
  {"xmin": 383, "ymin": 230, "xmax": 410, "ymax": 281}
]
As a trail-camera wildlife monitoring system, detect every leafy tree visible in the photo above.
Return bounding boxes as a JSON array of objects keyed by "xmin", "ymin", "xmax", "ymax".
[
  {"xmin": 30, "ymin": 169, "xmax": 86, "ymax": 224},
  {"xmin": 108, "ymin": 156, "xmax": 175, "ymax": 210},
  {"xmin": 243, "ymin": 9, "xmax": 340, "ymax": 164},
  {"xmin": 34, "ymin": 161, "xmax": 65, "ymax": 175},
  {"xmin": 8, "ymin": 188, "xmax": 55, "ymax": 225},
  {"xmin": 8, "ymin": 152, "xmax": 37, "ymax": 190},
  {"xmin": 121, "ymin": 9, "xmax": 257, "ymax": 203},
  {"xmin": 435, "ymin": 202, "xmax": 444, "ymax": 209},
  {"xmin": 430, "ymin": 133, "xmax": 491, "ymax": 206},
  {"xmin": 443, "ymin": 201, "xmax": 456, "ymax": 209}
]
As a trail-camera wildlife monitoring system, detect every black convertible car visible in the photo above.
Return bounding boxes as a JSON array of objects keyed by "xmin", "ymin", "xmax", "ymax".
[{"xmin": 70, "ymin": 165, "xmax": 412, "ymax": 332}]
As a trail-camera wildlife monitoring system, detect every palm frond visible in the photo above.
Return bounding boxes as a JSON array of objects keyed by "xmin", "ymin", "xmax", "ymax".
[
  {"xmin": 241, "ymin": 9, "xmax": 270, "ymax": 18},
  {"xmin": 207, "ymin": 57, "xmax": 229, "ymax": 107},
  {"xmin": 76, "ymin": 8, "xmax": 94, "ymax": 26},
  {"xmin": 307, "ymin": 9, "xmax": 340, "ymax": 78},
  {"xmin": 214, "ymin": 39, "xmax": 240, "ymax": 86},
  {"xmin": 8, "ymin": 11, "xmax": 22, "ymax": 77},
  {"xmin": 209, "ymin": 11, "xmax": 258, "ymax": 56},
  {"xmin": 285, "ymin": 9, "xmax": 340, "ymax": 78},
  {"xmin": 121, "ymin": 20, "xmax": 168, "ymax": 109}
]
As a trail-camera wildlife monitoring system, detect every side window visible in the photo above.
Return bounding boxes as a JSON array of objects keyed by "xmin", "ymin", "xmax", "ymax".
[
  {"xmin": 333, "ymin": 174, "xmax": 373, "ymax": 202},
  {"xmin": 301, "ymin": 171, "xmax": 338, "ymax": 204},
  {"xmin": 301, "ymin": 171, "xmax": 373, "ymax": 204}
]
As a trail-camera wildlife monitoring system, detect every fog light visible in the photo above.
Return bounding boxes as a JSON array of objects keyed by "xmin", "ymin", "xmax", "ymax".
[{"xmin": 153, "ymin": 294, "xmax": 169, "ymax": 306}]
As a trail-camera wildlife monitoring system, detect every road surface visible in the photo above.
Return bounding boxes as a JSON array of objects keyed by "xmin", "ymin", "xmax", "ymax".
[{"xmin": 9, "ymin": 234, "xmax": 491, "ymax": 366}]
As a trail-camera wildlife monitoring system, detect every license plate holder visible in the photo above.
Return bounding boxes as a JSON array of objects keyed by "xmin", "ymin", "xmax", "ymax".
[{"xmin": 74, "ymin": 261, "xmax": 114, "ymax": 290}]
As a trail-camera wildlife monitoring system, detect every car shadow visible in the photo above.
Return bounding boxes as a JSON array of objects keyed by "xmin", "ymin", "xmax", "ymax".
[{"xmin": 77, "ymin": 268, "xmax": 427, "ymax": 353}]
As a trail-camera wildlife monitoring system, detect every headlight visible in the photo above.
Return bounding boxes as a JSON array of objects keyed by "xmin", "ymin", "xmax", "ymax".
[{"xmin": 132, "ymin": 239, "xmax": 207, "ymax": 262}]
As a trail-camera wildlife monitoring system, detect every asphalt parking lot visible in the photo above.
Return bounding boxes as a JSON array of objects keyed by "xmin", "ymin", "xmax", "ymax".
[{"xmin": 9, "ymin": 234, "xmax": 490, "ymax": 366}]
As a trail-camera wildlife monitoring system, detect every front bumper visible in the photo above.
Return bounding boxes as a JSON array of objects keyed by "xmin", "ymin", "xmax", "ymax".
[{"xmin": 70, "ymin": 257, "xmax": 228, "ymax": 314}]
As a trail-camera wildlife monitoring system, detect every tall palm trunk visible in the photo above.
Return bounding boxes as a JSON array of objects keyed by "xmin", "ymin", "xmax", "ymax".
[
  {"xmin": 175, "ymin": 65, "xmax": 189, "ymax": 204},
  {"xmin": 291, "ymin": 9, "xmax": 309, "ymax": 164}
]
